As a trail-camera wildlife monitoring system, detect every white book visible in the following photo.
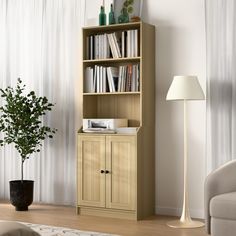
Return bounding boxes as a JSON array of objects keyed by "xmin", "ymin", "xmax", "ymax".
[
  {"xmin": 96, "ymin": 66, "xmax": 100, "ymax": 93},
  {"xmin": 121, "ymin": 32, "xmax": 125, "ymax": 58},
  {"xmin": 98, "ymin": 35, "xmax": 102, "ymax": 59},
  {"xmin": 130, "ymin": 30, "xmax": 134, "ymax": 57},
  {"xmin": 107, "ymin": 67, "xmax": 114, "ymax": 92},
  {"xmin": 127, "ymin": 31, "xmax": 131, "ymax": 57},
  {"xmin": 103, "ymin": 34, "xmax": 106, "ymax": 59},
  {"xmin": 107, "ymin": 34, "xmax": 118, "ymax": 58},
  {"xmin": 110, "ymin": 67, "xmax": 119, "ymax": 92},
  {"xmin": 100, "ymin": 66, "xmax": 103, "ymax": 92},
  {"xmin": 121, "ymin": 66, "xmax": 125, "ymax": 92},
  {"xmin": 120, "ymin": 66, "xmax": 125, "ymax": 92},
  {"xmin": 85, "ymin": 67, "xmax": 93, "ymax": 93},
  {"xmin": 93, "ymin": 65, "xmax": 97, "ymax": 92},
  {"xmin": 112, "ymin": 33, "xmax": 121, "ymax": 58},
  {"xmin": 107, "ymin": 34, "xmax": 110, "ymax": 58},
  {"xmin": 109, "ymin": 67, "xmax": 117, "ymax": 92},
  {"xmin": 101, "ymin": 34, "xmax": 104, "ymax": 59},
  {"xmin": 104, "ymin": 33, "xmax": 107, "ymax": 58},
  {"xmin": 102, "ymin": 67, "xmax": 106, "ymax": 92},
  {"xmin": 134, "ymin": 30, "xmax": 138, "ymax": 57},
  {"xmin": 94, "ymin": 35, "xmax": 97, "ymax": 59},
  {"xmin": 123, "ymin": 66, "xmax": 127, "ymax": 92},
  {"xmin": 118, "ymin": 66, "xmax": 122, "ymax": 92}
]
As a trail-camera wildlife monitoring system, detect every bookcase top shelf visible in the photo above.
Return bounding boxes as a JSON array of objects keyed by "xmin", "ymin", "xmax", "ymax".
[
  {"xmin": 83, "ymin": 57, "xmax": 141, "ymax": 64},
  {"xmin": 83, "ymin": 21, "xmax": 142, "ymax": 32}
]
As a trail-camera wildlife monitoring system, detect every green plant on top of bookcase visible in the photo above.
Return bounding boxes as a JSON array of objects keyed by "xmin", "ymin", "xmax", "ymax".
[{"xmin": 123, "ymin": 0, "xmax": 134, "ymax": 14}]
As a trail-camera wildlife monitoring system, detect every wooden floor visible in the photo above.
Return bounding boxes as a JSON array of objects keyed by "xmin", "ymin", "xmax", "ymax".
[{"xmin": 0, "ymin": 203, "xmax": 208, "ymax": 236}]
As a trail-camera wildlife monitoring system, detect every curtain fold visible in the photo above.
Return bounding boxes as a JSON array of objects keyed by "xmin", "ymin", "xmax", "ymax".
[
  {"xmin": 206, "ymin": 0, "xmax": 236, "ymax": 172},
  {"xmin": 0, "ymin": 0, "xmax": 83, "ymax": 205}
]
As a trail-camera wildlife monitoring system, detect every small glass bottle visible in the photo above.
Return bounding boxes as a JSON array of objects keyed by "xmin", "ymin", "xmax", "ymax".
[
  {"xmin": 109, "ymin": 4, "xmax": 116, "ymax": 25},
  {"xmin": 99, "ymin": 6, "xmax": 106, "ymax": 26},
  {"xmin": 118, "ymin": 8, "xmax": 129, "ymax": 24}
]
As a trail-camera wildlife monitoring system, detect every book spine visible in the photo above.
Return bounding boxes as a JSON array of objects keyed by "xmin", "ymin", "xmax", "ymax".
[
  {"xmin": 90, "ymin": 36, "xmax": 94, "ymax": 59},
  {"xmin": 107, "ymin": 34, "xmax": 117, "ymax": 58},
  {"xmin": 86, "ymin": 36, "xmax": 89, "ymax": 60},
  {"xmin": 118, "ymin": 66, "xmax": 122, "ymax": 92},
  {"xmin": 103, "ymin": 67, "xmax": 106, "ymax": 92},
  {"xmin": 97, "ymin": 66, "xmax": 100, "ymax": 93},
  {"xmin": 131, "ymin": 65, "xmax": 135, "ymax": 92},
  {"xmin": 112, "ymin": 33, "xmax": 121, "ymax": 58},
  {"xmin": 127, "ymin": 31, "xmax": 130, "ymax": 57},
  {"xmin": 131, "ymin": 30, "xmax": 133, "ymax": 57},
  {"xmin": 85, "ymin": 67, "xmax": 93, "ymax": 93},
  {"xmin": 121, "ymin": 32, "xmax": 125, "ymax": 58},
  {"xmin": 107, "ymin": 67, "xmax": 115, "ymax": 92},
  {"xmin": 100, "ymin": 66, "xmax": 103, "ymax": 92},
  {"xmin": 134, "ymin": 30, "xmax": 138, "ymax": 57},
  {"xmin": 123, "ymin": 66, "xmax": 127, "ymax": 92},
  {"xmin": 93, "ymin": 65, "xmax": 97, "ymax": 92}
]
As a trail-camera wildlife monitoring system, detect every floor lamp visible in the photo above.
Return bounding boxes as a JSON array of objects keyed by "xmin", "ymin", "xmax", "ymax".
[{"xmin": 166, "ymin": 75, "xmax": 205, "ymax": 228}]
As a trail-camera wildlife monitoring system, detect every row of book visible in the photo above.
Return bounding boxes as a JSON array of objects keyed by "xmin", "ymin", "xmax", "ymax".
[
  {"xmin": 86, "ymin": 30, "xmax": 139, "ymax": 60},
  {"xmin": 85, "ymin": 64, "xmax": 140, "ymax": 93}
]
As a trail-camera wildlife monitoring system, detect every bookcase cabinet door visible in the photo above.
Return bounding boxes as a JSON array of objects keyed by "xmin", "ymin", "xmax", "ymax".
[
  {"xmin": 105, "ymin": 136, "xmax": 136, "ymax": 211},
  {"xmin": 78, "ymin": 135, "xmax": 106, "ymax": 208}
]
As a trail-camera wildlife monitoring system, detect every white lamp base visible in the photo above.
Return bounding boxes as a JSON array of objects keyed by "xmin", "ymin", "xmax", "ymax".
[{"xmin": 167, "ymin": 219, "xmax": 204, "ymax": 228}]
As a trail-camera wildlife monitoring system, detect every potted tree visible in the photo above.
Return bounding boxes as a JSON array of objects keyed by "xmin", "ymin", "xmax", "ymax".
[{"xmin": 0, "ymin": 78, "xmax": 57, "ymax": 211}]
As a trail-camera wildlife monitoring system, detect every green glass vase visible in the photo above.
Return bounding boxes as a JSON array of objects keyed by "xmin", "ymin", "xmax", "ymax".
[
  {"xmin": 109, "ymin": 4, "xmax": 116, "ymax": 25},
  {"xmin": 99, "ymin": 6, "xmax": 106, "ymax": 26},
  {"xmin": 118, "ymin": 8, "xmax": 129, "ymax": 24}
]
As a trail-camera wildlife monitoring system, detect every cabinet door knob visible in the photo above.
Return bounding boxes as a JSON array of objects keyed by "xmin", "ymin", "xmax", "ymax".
[
  {"xmin": 100, "ymin": 170, "xmax": 105, "ymax": 174},
  {"xmin": 105, "ymin": 170, "xmax": 110, "ymax": 174}
]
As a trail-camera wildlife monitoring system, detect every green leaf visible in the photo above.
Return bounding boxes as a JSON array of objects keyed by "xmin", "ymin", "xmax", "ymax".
[{"xmin": 0, "ymin": 78, "xmax": 57, "ymax": 167}]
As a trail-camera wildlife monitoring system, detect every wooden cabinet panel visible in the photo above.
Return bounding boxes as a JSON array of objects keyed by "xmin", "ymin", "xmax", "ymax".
[
  {"xmin": 78, "ymin": 135, "xmax": 106, "ymax": 207},
  {"xmin": 78, "ymin": 22, "xmax": 155, "ymax": 220},
  {"xmin": 105, "ymin": 136, "xmax": 136, "ymax": 210}
]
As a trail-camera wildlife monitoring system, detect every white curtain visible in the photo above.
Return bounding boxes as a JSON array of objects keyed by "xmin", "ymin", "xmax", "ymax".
[
  {"xmin": 206, "ymin": 0, "xmax": 236, "ymax": 172},
  {"xmin": 0, "ymin": 0, "xmax": 84, "ymax": 205}
]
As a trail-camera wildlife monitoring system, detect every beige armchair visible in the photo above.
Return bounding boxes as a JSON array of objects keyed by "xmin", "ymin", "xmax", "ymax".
[{"xmin": 205, "ymin": 160, "xmax": 236, "ymax": 236}]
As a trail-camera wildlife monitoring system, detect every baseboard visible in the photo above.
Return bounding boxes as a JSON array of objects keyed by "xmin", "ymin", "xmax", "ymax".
[{"xmin": 156, "ymin": 206, "xmax": 204, "ymax": 219}]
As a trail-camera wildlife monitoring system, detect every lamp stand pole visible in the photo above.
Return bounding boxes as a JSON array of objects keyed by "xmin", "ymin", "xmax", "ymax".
[{"xmin": 167, "ymin": 100, "xmax": 204, "ymax": 228}]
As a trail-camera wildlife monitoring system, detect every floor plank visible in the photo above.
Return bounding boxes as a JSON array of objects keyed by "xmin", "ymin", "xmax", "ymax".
[{"xmin": 0, "ymin": 203, "xmax": 208, "ymax": 236}]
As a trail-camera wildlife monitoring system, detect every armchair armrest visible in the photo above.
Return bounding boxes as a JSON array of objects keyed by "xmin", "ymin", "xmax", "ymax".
[{"xmin": 205, "ymin": 160, "xmax": 236, "ymax": 234}]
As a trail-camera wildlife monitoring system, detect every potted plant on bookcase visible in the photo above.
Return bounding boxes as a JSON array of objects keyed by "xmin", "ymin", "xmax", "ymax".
[{"xmin": 0, "ymin": 78, "xmax": 57, "ymax": 211}]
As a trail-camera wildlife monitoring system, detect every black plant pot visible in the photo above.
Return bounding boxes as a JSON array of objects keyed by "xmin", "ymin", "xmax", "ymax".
[{"xmin": 9, "ymin": 180, "xmax": 34, "ymax": 211}]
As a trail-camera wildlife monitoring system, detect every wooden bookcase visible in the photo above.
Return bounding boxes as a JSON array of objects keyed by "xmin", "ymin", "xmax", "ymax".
[{"xmin": 77, "ymin": 21, "xmax": 155, "ymax": 220}]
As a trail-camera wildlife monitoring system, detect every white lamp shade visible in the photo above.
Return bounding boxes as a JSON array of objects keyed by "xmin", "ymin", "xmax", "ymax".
[{"xmin": 166, "ymin": 76, "xmax": 205, "ymax": 100}]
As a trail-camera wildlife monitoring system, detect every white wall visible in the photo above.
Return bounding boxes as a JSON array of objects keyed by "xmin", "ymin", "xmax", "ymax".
[
  {"xmin": 142, "ymin": 0, "xmax": 206, "ymax": 218},
  {"xmin": 84, "ymin": 0, "xmax": 206, "ymax": 218}
]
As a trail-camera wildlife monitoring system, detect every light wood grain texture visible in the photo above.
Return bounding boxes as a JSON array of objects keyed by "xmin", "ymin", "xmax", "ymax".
[
  {"xmin": 138, "ymin": 22, "xmax": 156, "ymax": 219},
  {"xmin": 97, "ymin": 95, "xmax": 140, "ymax": 127},
  {"xmin": 83, "ymin": 92, "xmax": 140, "ymax": 96},
  {"xmin": 77, "ymin": 135, "xmax": 137, "ymax": 218},
  {"xmin": 79, "ymin": 22, "xmax": 156, "ymax": 220},
  {"xmin": 106, "ymin": 136, "xmax": 136, "ymax": 211},
  {"xmin": 79, "ymin": 206, "xmax": 136, "ymax": 220},
  {"xmin": 83, "ymin": 22, "xmax": 141, "ymax": 36},
  {"xmin": 0, "ymin": 203, "xmax": 207, "ymax": 236},
  {"xmin": 78, "ymin": 135, "xmax": 106, "ymax": 208}
]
